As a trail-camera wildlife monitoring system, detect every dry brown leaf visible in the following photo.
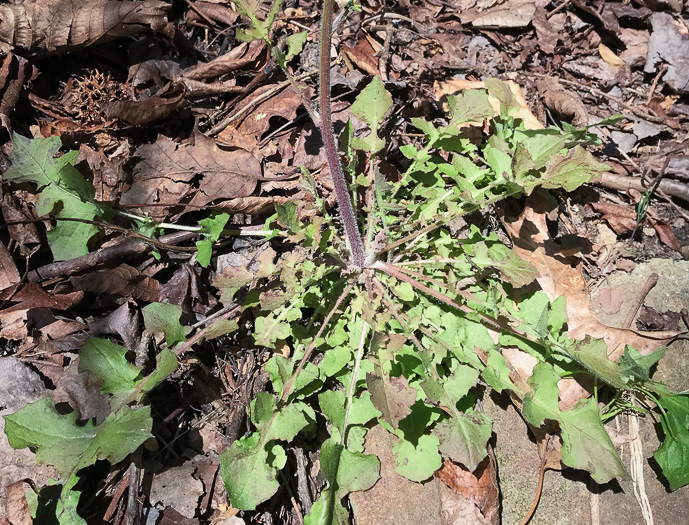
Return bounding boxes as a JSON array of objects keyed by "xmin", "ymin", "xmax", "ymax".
[
  {"xmin": 435, "ymin": 79, "xmax": 543, "ymax": 130},
  {"xmin": 0, "ymin": 283, "xmax": 83, "ymax": 340},
  {"xmin": 636, "ymin": 306, "xmax": 681, "ymax": 332},
  {"xmin": 598, "ymin": 287, "xmax": 625, "ymax": 315},
  {"xmin": 599, "ymin": 43, "xmax": 625, "ymax": 70},
  {"xmin": 0, "ymin": 241, "xmax": 20, "ymax": 293},
  {"xmin": 182, "ymin": 40, "xmax": 265, "ymax": 82},
  {"xmin": 103, "ymin": 82, "xmax": 187, "ymax": 125},
  {"xmin": 501, "ymin": 193, "xmax": 677, "ymax": 359},
  {"xmin": 216, "ymin": 83, "xmax": 305, "ymax": 150},
  {"xmin": 71, "ymin": 264, "xmax": 160, "ymax": 302},
  {"xmin": 589, "ymin": 201, "xmax": 681, "ymax": 251},
  {"xmin": 2, "ymin": 192, "xmax": 40, "ymax": 256},
  {"xmin": 435, "ymin": 454, "xmax": 499, "ymax": 525},
  {"xmin": 460, "ymin": 0, "xmax": 537, "ymax": 28},
  {"xmin": 343, "ymin": 33, "xmax": 381, "ymax": 76},
  {"xmin": 121, "ymin": 132, "xmax": 259, "ymax": 219},
  {"xmin": 3, "ymin": 480, "xmax": 32, "ymax": 525},
  {"xmin": 536, "ymin": 77, "xmax": 589, "ymax": 128},
  {"xmin": 0, "ymin": 0, "xmax": 170, "ymax": 56}
]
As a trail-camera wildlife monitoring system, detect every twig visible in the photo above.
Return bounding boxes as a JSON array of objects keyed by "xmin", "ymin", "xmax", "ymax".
[
  {"xmin": 591, "ymin": 172, "xmax": 689, "ymax": 203},
  {"xmin": 622, "ymin": 273, "xmax": 658, "ymax": 329},
  {"xmin": 680, "ymin": 309, "xmax": 689, "ymax": 331},
  {"xmin": 103, "ymin": 473, "xmax": 131, "ymax": 522},
  {"xmin": 175, "ymin": 304, "xmax": 241, "ymax": 355},
  {"xmin": 646, "ymin": 64, "xmax": 667, "ymax": 106},
  {"xmin": 28, "ymin": 240, "xmax": 148, "ymax": 282},
  {"xmin": 547, "ymin": 0, "xmax": 570, "ymax": 18},
  {"xmin": 126, "ymin": 450, "xmax": 142, "ymax": 525},
  {"xmin": 519, "ymin": 433, "xmax": 549, "ymax": 525},
  {"xmin": 182, "ymin": 0, "xmax": 217, "ymax": 27}
]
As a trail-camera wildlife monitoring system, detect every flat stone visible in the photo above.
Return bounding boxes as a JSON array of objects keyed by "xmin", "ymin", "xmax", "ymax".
[{"xmin": 350, "ymin": 425, "xmax": 442, "ymax": 525}]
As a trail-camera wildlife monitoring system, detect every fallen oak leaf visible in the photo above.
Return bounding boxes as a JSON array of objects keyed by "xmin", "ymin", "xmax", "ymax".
[
  {"xmin": 501, "ymin": 192, "xmax": 678, "ymax": 360},
  {"xmin": 121, "ymin": 132, "xmax": 259, "ymax": 220},
  {"xmin": 0, "ymin": 0, "xmax": 170, "ymax": 56}
]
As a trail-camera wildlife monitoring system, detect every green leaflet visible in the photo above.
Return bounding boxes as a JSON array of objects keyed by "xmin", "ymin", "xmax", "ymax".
[
  {"xmin": 220, "ymin": 392, "xmax": 311, "ymax": 510},
  {"xmin": 3, "ymin": 338, "xmax": 176, "ymax": 523},
  {"xmin": 4, "ymin": 133, "xmax": 108, "ymax": 260},
  {"xmin": 522, "ymin": 362, "xmax": 629, "ymax": 483}
]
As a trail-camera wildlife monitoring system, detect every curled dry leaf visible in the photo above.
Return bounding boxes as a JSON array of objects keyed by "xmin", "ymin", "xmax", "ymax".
[
  {"xmin": 2, "ymin": 480, "xmax": 32, "ymax": 525},
  {"xmin": 0, "ymin": 241, "xmax": 20, "ymax": 293},
  {"xmin": 2, "ymin": 192, "xmax": 41, "ymax": 256},
  {"xmin": 435, "ymin": 454, "xmax": 499, "ymax": 525},
  {"xmin": 0, "ymin": 283, "xmax": 82, "ymax": 340},
  {"xmin": 71, "ymin": 264, "xmax": 160, "ymax": 302},
  {"xmin": 0, "ymin": 0, "xmax": 170, "ymax": 56},
  {"xmin": 182, "ymin": 40, "xmax": 266, "ymax": 82},
  {"xmin": 589, "ymin": 201, "xmax": 681, "ymax": 251},
  {"xmin": 103, "ymin": 82, "xmax": 188, "ymax": 126},
  {"xmin": 536, "ymin": 77, "xmax": 589, "ymax": 128},
  {"xmin": 0, "ymin": 53, "xmax": 31, "ymax": 140}
]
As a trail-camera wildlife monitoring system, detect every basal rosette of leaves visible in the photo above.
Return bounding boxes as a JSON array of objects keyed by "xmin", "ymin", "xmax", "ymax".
[{"xmin": 215, "ymin": 72, "xmax": 689, "ymax": 524}]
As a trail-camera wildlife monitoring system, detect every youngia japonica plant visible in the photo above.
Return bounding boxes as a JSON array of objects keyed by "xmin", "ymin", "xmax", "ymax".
[
  {"xmin": 216, "ymin": 0, "xmax": 689, "ymax": 520},
  {"xmin": 3, "ymin": 1, "xmax": 689, "ymax": 524}
]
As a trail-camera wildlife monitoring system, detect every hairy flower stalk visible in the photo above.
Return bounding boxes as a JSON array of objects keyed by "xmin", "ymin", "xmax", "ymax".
[{"xmin": 319, "ymin": 0, "xmax": 367, "ymax": 268}]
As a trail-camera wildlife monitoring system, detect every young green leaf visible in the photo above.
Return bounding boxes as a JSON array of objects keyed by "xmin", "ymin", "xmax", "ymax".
[
  {"xmin": 350, "ymin": 76, "xmax": 392, "ymax": 153},
  {"xmin": 142, "ymin": 302, "xmax": 189, "ymax": 347},
  {"xmin": 653, "ymin": 391, "xmax": 689, "ymax": 490},
  {"xmin": 220, "ymin": 392, "xmax": 310, "ymax": 509},
  {"xmin": 305, "ymin": 436, "xmax": 380, "ymax": 525},
  {"xmin": 522, "ymin": 362, "xmax": 628, "ymax": 483}
]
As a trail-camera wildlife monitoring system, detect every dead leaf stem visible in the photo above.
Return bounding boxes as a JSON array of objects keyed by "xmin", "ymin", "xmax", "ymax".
[
  {"xmin": 622, "ymin": 273, "xmax": 659, "ymax": 330},
  {"xmin": 519, "ymin": 433, "xmax": 549, "ymax": 525}
]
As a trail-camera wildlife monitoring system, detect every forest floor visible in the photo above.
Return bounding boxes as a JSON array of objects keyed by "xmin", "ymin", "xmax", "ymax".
[{"xmin": 0, "ymin": 1, "xmax": 688, "ymax": 524}]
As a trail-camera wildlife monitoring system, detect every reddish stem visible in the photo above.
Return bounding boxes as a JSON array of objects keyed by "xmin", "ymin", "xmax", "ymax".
[{"xmin": 319, "ymin": 0, "xmax": 366, "ymax": 268}]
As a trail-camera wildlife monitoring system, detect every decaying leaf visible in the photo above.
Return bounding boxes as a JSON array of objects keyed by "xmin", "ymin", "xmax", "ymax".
[
  {"xmin": 2, "ymin": 480, "xmax": 32, "ymax": 525},
  {"xmin": 71, "ymin": 264, "xmax": 160, "ymax": 302},
  {"xmin": 0, "ymin": 283, "xmax": 83, "ymax": 340},
  {"xmin": 501, "ymin": 193, "xmax": 678, "ymax": 359},
  {"xmin": 435, "ymin": 79, "xmax": 544, "ymax": 130},
  {"xmin": 102, "ymin": 82, "xmax": 188, "ymax": 125},
  {"xmin": 589, "ymin": 201, "xmax": 681, "ymax": 251},
  {"xmin": 435, "ymin": 454, "xmax": 499, "ymax": 525},
  {"xmin": 0, "ymin": 0, "xmax": 170, "ymax": 56},
  {"xmin": 120, "ymin": 133, "xmax": 259, "ymax": 220},
  {"xmin": 536, "ymin": 77, "xmax": 589, "ymax": 128},
  {"xmin": 598, "ymin": 43, "xmax": 624, "ymax": 71}
]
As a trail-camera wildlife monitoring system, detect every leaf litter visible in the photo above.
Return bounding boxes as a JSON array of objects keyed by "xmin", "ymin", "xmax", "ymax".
[{"xmin": 0, "ymin": 0, "xmax": 688, "ymax": 524}]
